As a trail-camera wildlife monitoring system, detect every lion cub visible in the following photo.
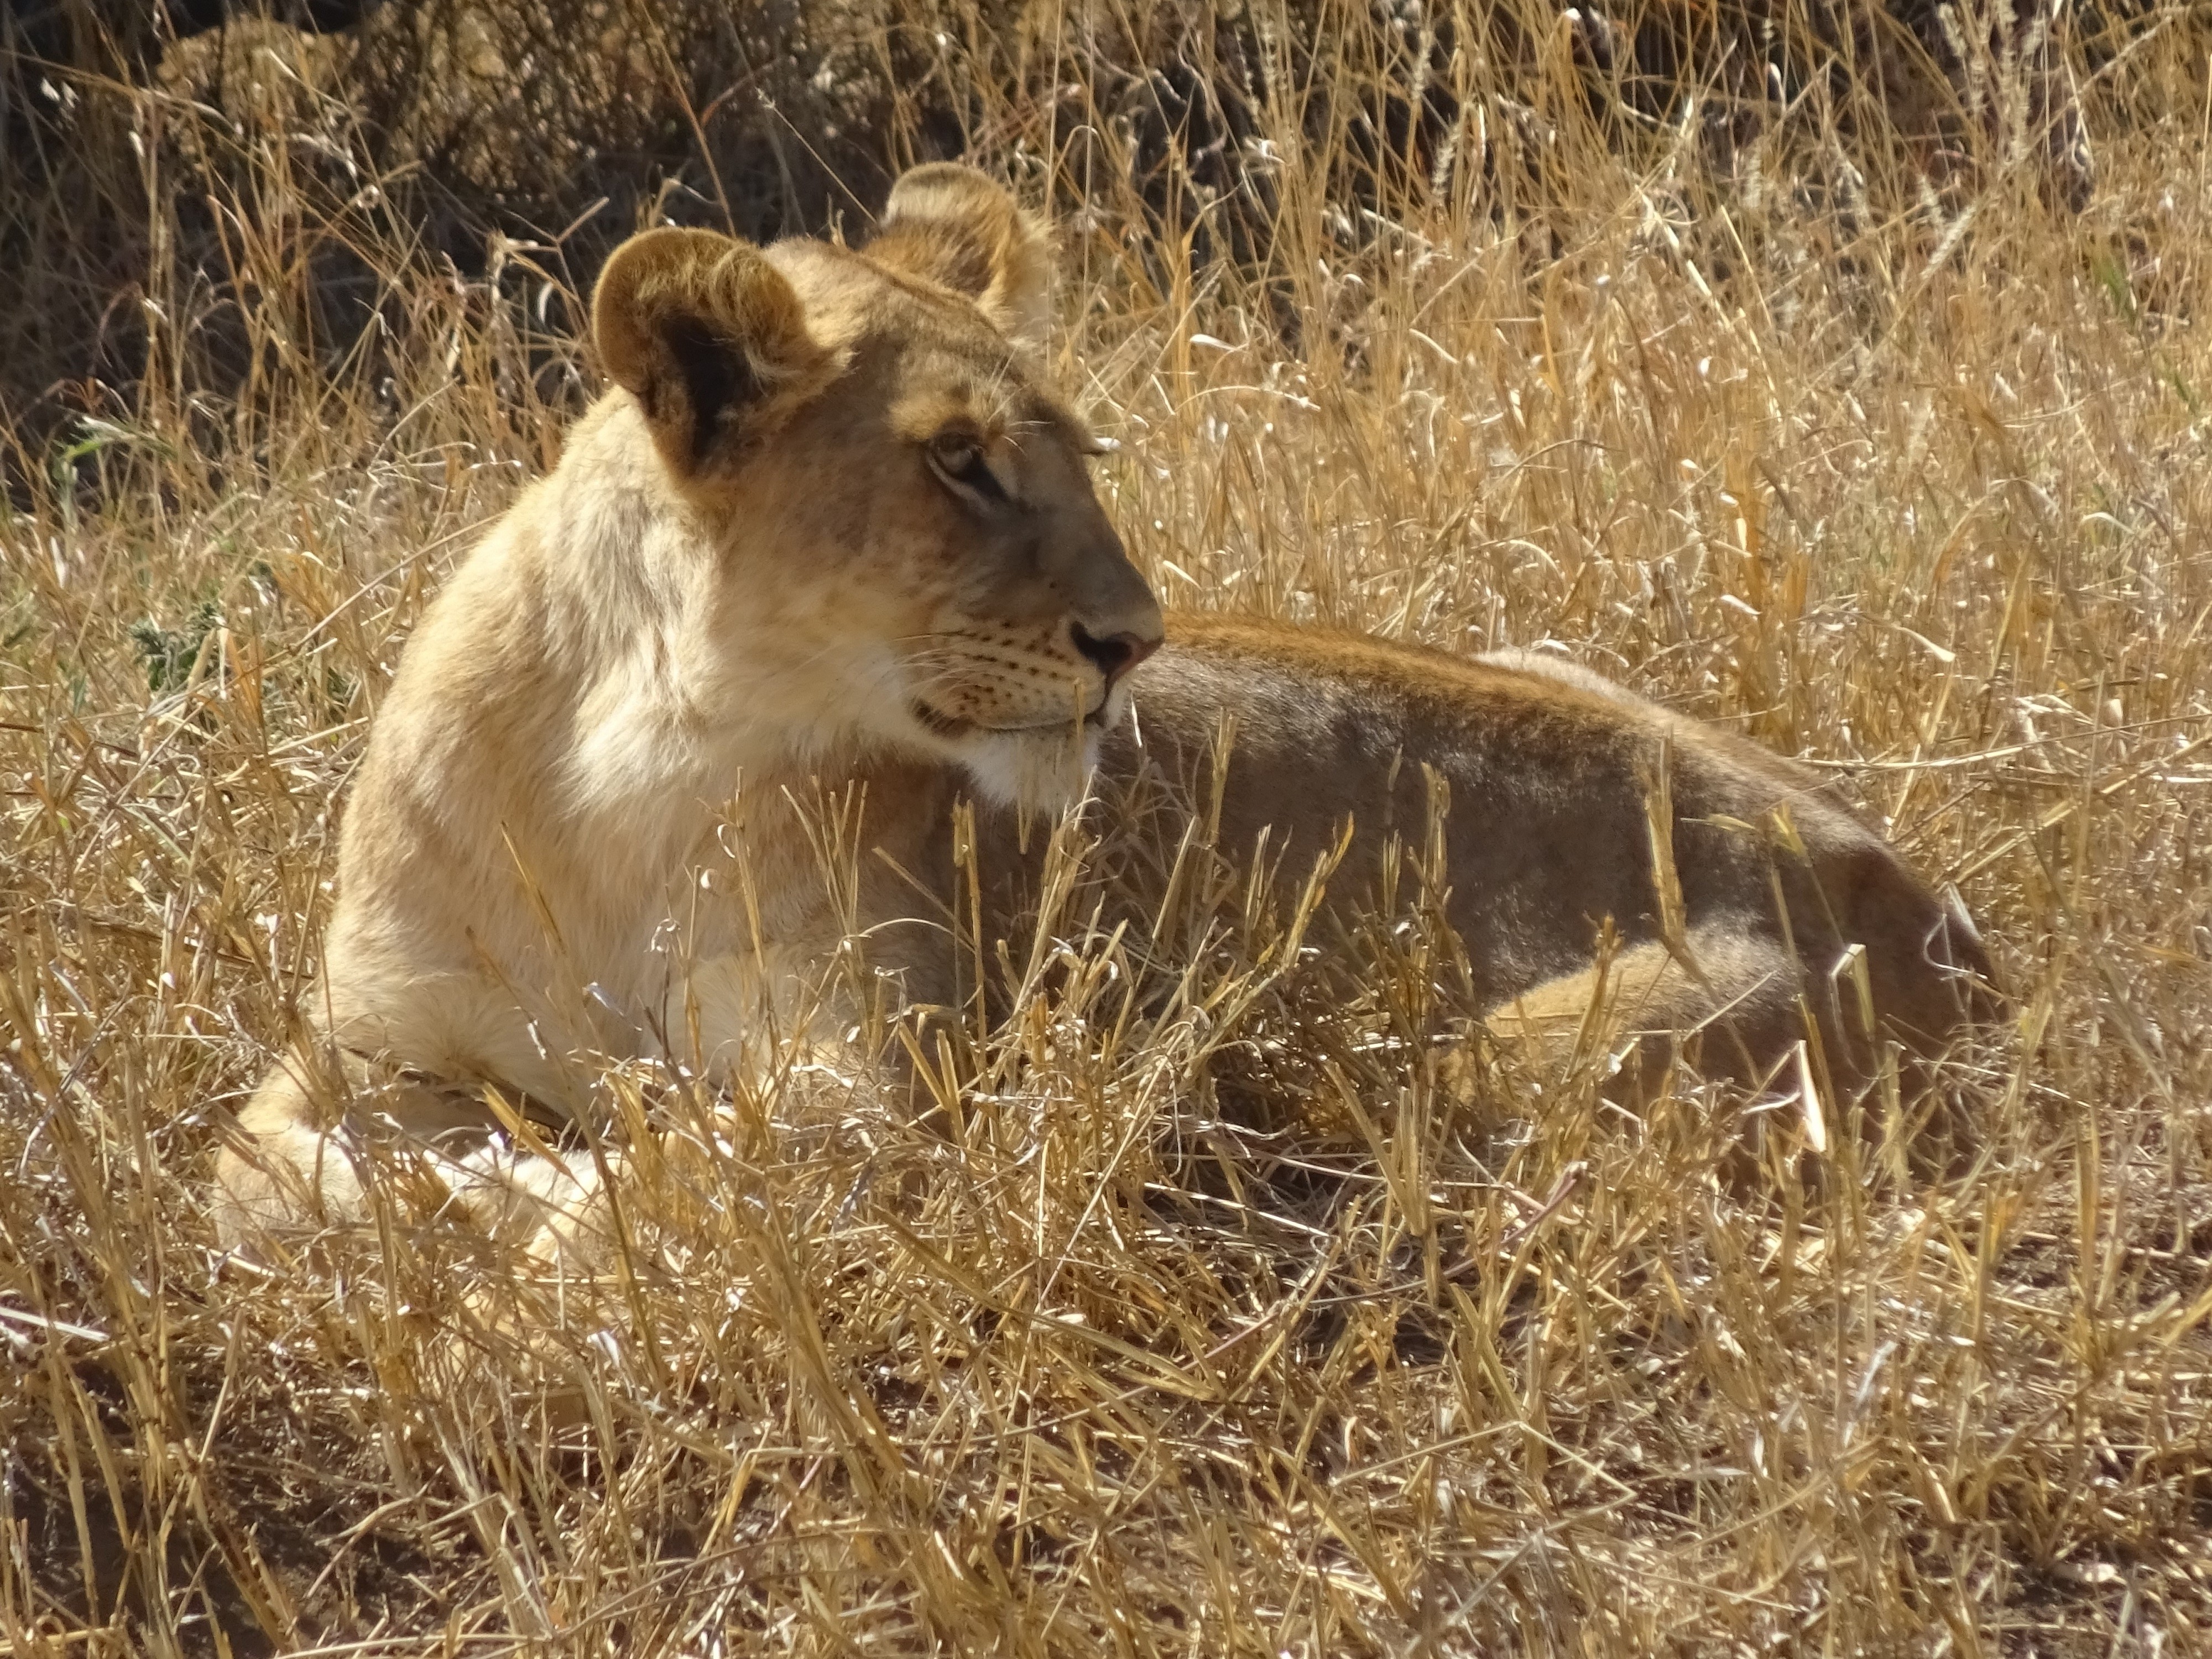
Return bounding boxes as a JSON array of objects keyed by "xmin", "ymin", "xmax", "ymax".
[{"xmin": 217, "ymin": 164, "xmax": 1995, "ymax": 1250}]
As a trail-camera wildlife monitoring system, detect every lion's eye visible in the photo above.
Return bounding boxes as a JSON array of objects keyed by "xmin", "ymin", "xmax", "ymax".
[{"xmin": 926, "ymin": 436, "xmax": 1009, "ymax": 505}]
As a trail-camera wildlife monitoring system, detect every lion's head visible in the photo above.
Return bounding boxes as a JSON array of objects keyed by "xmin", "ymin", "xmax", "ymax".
[{"xmin": 587, "ymin": 164, "xmax": 1162, "ymax": 809}]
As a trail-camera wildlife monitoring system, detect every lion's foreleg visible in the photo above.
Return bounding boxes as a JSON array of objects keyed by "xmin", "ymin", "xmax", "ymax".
[{"xmin": 214, "ymin": 1046, "xmax": 619, "ymax": 1270}]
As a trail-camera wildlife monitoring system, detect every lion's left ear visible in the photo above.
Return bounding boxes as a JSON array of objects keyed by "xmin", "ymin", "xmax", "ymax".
[
  {"xmin": 870, "ymin": 164, "xmax": 1050, "ymax": 348},
  {"xmin": 593, "ymin": 227, "xmax": 828, "ymax": 479}
]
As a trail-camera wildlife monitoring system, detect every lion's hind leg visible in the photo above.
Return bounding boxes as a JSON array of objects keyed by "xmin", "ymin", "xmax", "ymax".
[
  {"xmin": 1479, "ymin": 918, "xmax": 1987, "ymax": 1170},
  {"xmin": 1484, "ymin": 927, "xmax": 1812, "ymax": 1092}
]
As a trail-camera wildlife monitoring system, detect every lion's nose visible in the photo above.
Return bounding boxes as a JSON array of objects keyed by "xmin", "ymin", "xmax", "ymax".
[{"xmin": 1070, "ymin": 623, "xmax": 1160, "ymax": 690}]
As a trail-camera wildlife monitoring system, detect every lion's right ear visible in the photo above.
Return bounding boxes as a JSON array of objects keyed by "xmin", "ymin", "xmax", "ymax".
[
  {"xmin": 871, "ymin": 164, "xmax": 1050, "ymax": 348},
  {"xmin": 592, "ymin": 228, "xmax": 826, "ymax": 477}
]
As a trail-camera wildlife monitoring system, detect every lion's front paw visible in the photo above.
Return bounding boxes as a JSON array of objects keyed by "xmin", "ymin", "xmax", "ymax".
[
  {"xmin": 440, "ymin": 1140, "xmax": 619, "ymax": 1272},
  {"xmin": 515, "ymin": 1198, "xmax": 618, "ymax": 1275}
]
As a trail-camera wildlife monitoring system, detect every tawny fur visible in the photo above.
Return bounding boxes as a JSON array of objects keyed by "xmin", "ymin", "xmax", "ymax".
[{"xmin": 216, "ymin": 166, "xmax": 1997, "ymax": 1256}]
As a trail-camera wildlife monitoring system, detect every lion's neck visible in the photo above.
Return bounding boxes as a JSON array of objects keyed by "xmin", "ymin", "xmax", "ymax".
[
  {"xmin": 534, "ymin": 405, "xmax": 896, "ymax": 821},
  {"xmin": 472, "ymin": 406, "xmax": 935, "ymax": 958}
]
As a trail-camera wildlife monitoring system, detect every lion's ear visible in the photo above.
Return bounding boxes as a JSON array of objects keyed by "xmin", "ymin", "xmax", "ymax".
[
  {"xmin": 871, "ymin": 164, "xmax": 1050, "ymax": 348},
  {"xmin": 592, "ymin": 228, "xmax": 825, "ymax": 476}
]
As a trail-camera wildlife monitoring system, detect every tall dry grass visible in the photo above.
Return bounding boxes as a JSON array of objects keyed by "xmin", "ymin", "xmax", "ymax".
[{"xmin": 4, "ymin": 1, "xmax": 2212, "ymax": 1652}]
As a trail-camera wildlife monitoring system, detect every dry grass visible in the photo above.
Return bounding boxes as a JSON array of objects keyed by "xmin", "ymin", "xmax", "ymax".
[{"xmin": 6, "ymin": 2, "xmax": 2212, "ymax": 1652}]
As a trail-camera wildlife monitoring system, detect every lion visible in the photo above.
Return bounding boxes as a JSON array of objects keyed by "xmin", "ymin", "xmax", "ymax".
[{"xmin": 215, "ymin": 163, "xmax": 1998, "ymax": 1259}]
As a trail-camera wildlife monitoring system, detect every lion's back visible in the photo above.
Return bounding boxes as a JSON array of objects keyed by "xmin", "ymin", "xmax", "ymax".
[{"xmin": 1100, "ymin": 614, "xmax": 1959, "ymax": 1009}]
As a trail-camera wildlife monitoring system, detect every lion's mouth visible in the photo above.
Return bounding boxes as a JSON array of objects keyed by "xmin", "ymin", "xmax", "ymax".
[{"xmin": 910, "ymin": 700, "xmax": 1109, "ymax": 739}]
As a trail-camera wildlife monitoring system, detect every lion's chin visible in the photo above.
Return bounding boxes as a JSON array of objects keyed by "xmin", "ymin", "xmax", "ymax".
[{"xmin": 956, "ymin": 724, "xmax": 1102, "ymax": 815}]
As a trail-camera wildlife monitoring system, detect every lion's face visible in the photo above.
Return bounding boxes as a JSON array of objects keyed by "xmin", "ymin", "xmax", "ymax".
[{"xmin": 591, "ymin": 167, "xmax": 1164, "ymax": 808}]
